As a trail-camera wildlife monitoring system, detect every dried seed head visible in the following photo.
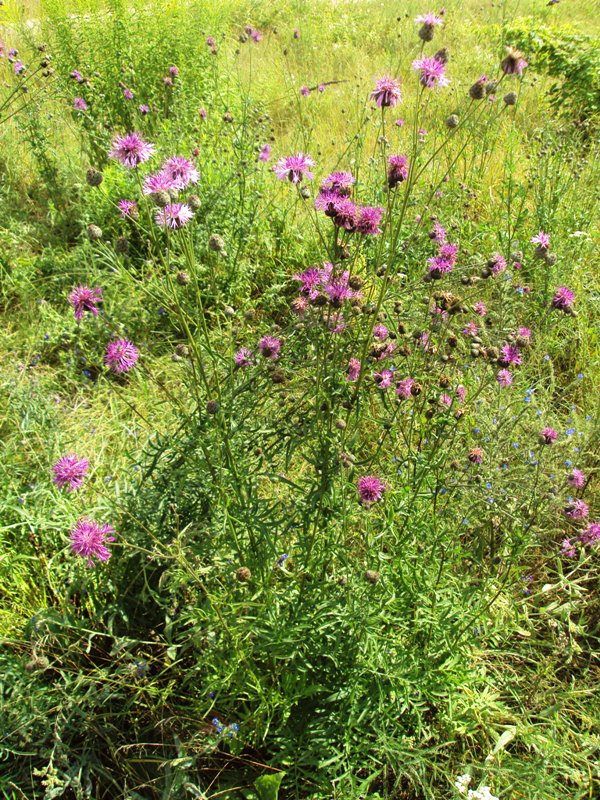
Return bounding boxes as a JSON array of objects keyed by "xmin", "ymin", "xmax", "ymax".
[
  {"xmin": 86, "ymin": 167, "xmax": 103, "ymax": 187},
  {"xmin": 236, "ymin": 566, "xmax": 252, "ymax": 582},
  {"xmin": 446, "ymin": 113, "xmax": 459, "ymax": 129},
  {"xmin": 87, "ymin": 224, "xmax": 103, "ymax": 241},
  {"xmin": 365, "ymin": 569, "xmax": 380, "ymax": 584}
]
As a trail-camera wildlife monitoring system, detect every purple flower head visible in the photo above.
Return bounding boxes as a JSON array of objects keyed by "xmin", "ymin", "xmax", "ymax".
[
  {"xmin": 462, "ymin": 322, "xmax": 479, "ymax": 337},
  {"xmin": 387, "ymin": 154, "xmax": 409, "ymax": 188},
  {"xmin": 206, "ymin": 36, "xmax": 216, "ymax": 47},
  {"xmin": 325, "ymin": 276, "xmax": 354, "ymax": 307},
  {"xmin": 531, "ymin": 231, "xmax": 550, "ymax": 250},
  {"xmin": 315, "ymin": 190, "xmax": 345, "ymax": 218},
  {"xmin": 169, "ymin": 65, "xmax": 179, "ymax": 76},
  {"xmin": 123, "ymin": 88, "xmax": 134, "ymax": 100},
  {"xmin": 332, "ymin": 196, "xmax": 359, "ymax": 231},
  {"xmin": 499, "ymin": 344, "xmax": 522, "ymax": 367},
  {"xmin": 347, "ymin": 358, "xmax": 361, "ymax": 382},
  {"xmin": 259, "ymin": 144, "xmax": 272, "ymax": 162},
  {"xmin": 274, "ymin": 153, "xmax": 315, "ymax": 184},
  {"xmin": 68, "ymin": 285, "xmax": 103, "ymax": 320},
  {"xmin": 294, "ymin": 266, "xmax": 324, "ymax": 298},
  {"xmin": 320, "ymin": 171, "xmax": 355, "ymax": 196},
  {"xmin": 155, "ymin": 203, "xmax": 194, "ymax": 229},
  {"xmin": 501, "ymin": 46, "xmax": 528, "ymax": 76},
  {"xmin": 567, "ymin": 468, "xmax": 586, "ymax": 489},
  {"xmin": 356, "ymin": 206, "xmax": 384, "ymax": 236},
  {"xmin": 70, "ymin": 518, "xmax": 115, "ymax": 566},
  {"xmin": 428, "ymin": 255, "xmax": 454, "ymax": 277},
  {"xmin": 473, "ymin": 301, "xmax": 487, "ymax": 316},
  {"xmin": 373, "ymin": 324, "xmax": 389, "ymax": 340},
  {"xmin": 357, "ymin": 475, "xmax": 386, "ymax": 505},
  {"xmin": 105, "ymin": 339, "xmax": 139, "ymax": 373},
  {"xmin": 162, "ymin": 156, "xmax": 199, "ymax": 189},
  {"xmin": 497, "ymin": 369, "xmax": 513, "ymax": 388},
  {"xmin": 300, "ymin": 85, "xmax": 310, "ymax": 97},
  {"xmin": 440, "ymin": 393, "xmax": 452, "ymax": 407},
  {"xmin": 198, "ymin": 107, "xmax": 208, "ymax": 119},
  {"xmin": 412, "ymin": 57, "xmax": 449, "ymax": 88},
  {"xmin": 581, "ymin": 522, "xmax": 600, "ymax": 546},
  {"xmin": 73, "ymin": 97, "xmax": 87, "ymax": 110},
  {"xmin": 415, "ymin": 13, "xmax": 444, "ymax": 26},
  {"xmin": 234, "ymin": 347, "xmax": 253, "ymax": 368},
  {"xmin": 561, "ymin": 538, "xmax": 576, "ymax": 558},
  {"xmin": 374, "ymin": 369, "xmax": 394, "ymax": 389},
  {"xmin": 456, "ymin": 385, "xmax": 466, "ymax": 404},
  {"xmin": 396, "ymin": 377, "xmax": 414, "ymax": 399},
  {"xmin": 258, "ymin": 335, "xmax": 281, "ymax": 359},
  {"xmin": 563, "ymin": 499, "xmax": 589, "ymax": 520},
  {"xmin": 109, "ymin": 132, "xmax": 155, "ymax": 168},
  {"xmin": 431, "ymin": 222, "xmax": 447, "ymax": 243},
  {"xmin": 117, "ymin": 199, "xmax": 138, "ymax": 218},
  {"xmin": 318, "ymin": 83, "xmax": 326, "ymax": 93},
  {"xmin": 468, "ymin": 447, "xmax": 484, "ymax": 464},
  {"xmin": 143, "ymin": 171, "xmax": 178, "ymax": 195},
  {"xmin": 138, "ymin": 103, "xmax": 150, "ymax": 115},
  {"xmin": 489, "ymin": 252, "xmax": 507, "ymax": 274},
  {"xmin": 52, "ymin": 454, "xmax": 89, "ymax": 492},
  {"xmin": 71, "ymin": 69, "xmax": 84, "ymax": 82},
  {"xmin": 248, "ymin": 28, "xmax": 263, "ymax": 43},
  {"xmin": 517, "ymin": 326, "xmax": 532, "ymax": 341},
  {"xmin": 539, "ymin": 426, "xmax": 558, "ymax": 445},
  {"xmin": 14, "ymin": 61, "xmax": 26, "ymax": 75},
  {"xmin": 370, "ymin": 76, "xmax": 402, "ymax": 108},
  {"xmin": 552, "ymin": 286, "xmax": 575, "ymax": 311}
]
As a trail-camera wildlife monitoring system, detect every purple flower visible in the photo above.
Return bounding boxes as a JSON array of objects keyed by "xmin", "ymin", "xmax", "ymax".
[
  {"xmin": 318, "ymin": 83, "xmax": 326, "ymax": 93},
  {"xmin": 274, "ymin": 153, "xmax": 315, "ymax": 184},
  {"xmin": 468, "ymin": 447, "xmax": 484, "ymax": 464},
  {"xmin": 564, "ymin": 499, "xmax": 589, "ymax": 520},
  {"xmin": 501, "ymin": 47, "xmax": 528, "ymax": 76},
  {"xmin": 539, "ymin": 427, "xmax": 558, "ymax": 445},
  {"xmin": 169, "ymin": 65, "xmax": 179, "ymax": 76},
  {"xmin": 155, "ymin": 203, "xmax": 194, "ymax": 229},
  {"xmin": 531, "ymin": 231, "xmax": 550, "ymax": 250},
  {"xmin": 552, "ymin": 286, "xmax": 575, "ymax": 311},
  {"xmin": 52, "ymin": 454, "xmax": 89, "ymax": 492},
  {"xmin": 138, "ymin": 104, "xmax": 150, "ymax": 115},
  {"xmin": 489, "ymin": 252, "xmax": 507, "ymax": 275},
  {"xmin": 567, "ymin": 468, "xmax": 586, "ymax": 489},
  {"xmin": 456, "ymin": 385, "xmax": 466, "ymax": 404},
  {"xmin": 387, "ymin": 154, "xmax": 409, "ymax": 187},
  {"xmin": 396, "ymin": 377, "xmax": 414, "ymax": 399},
  {"xmin": 69, "ymin": 518, "xmax": 115, "ymax": 566},
  {"xmin": 143, "ymin": 171, "xmax": 178, "ymax": 195},
  {"xmin": 198, "ymin": 107, "xmax": 208, "ymax": 119},
  {"xmin": 73, "ymin": 97, "xmax": 87, "ymax": 111},
  {"xmin": 14, "ymin": 61, "xmax": 26, "ymax": 75},
  {"xmin": 109, "ymin": 132, "xmax": 155, "ymax": 168},
  {"xmin": 247, "ymin": 27, "xmax": 263, "ymax": 43},
  {"xmin": 300, "ymin": 85, "xmax": 310, "ymax": 97},
  {"xmin": 331, "ymin": 197, "xmax": 358, "ymax": 230},
  {"xmin": 357, "ymin": 475, "xmax": 386, "ymax": 505},
  {"xmin": 581, "ymin": 522, "xmax": 600, "ymax": 546},
  {"xmin": 473, "ymin": 301, "xmax": 487, "ymax": 316},
  {"xmin": 373, "ymin": 324, "xmax": 389, "ymax": 340},
  {"xmin": 320, "ymin": 171, "xmax": 355, "ymax": 195},
  {"xmin": 517, "ymin": 326, "xmax": 532, "ymax": 340},
  {"xmin": 123, "ymin": 88, "xmax": 134, "ymax": 100},
  {"xmin": 234, "ymin": 347, "xmax": 253, "ymax": 367},
  {"xmin": 70, "ymin": 69, "xmax": 84, "ymax": 82},
  {"xmin": 462, "ymin": 322, "xmax": 479, "ymax": 337},
  {"xmin": 68, "ymin": 285, "xmax": 103, "ymax": 320},
  {"xmin": 347, "ymin": 358, "xmax": 361, "ymax": 381},
  {"xmin": 497, "ymin": 369, "xmax": 513, "ymax": 388},
  {"xmin": 356, "ymin": 206, "xmax": 384, "ymax": 236},
  {"xmin": 259, "ymin": 144, "xmax": 272, "ymax": 162},
  {"xmin": 440, "ymin": 393, "xmax": 452, "ymax": 407},
  {"xmin": 499, "ymin": 344, "xmax": 522, "ymax": 366},
  {"xmin": 561, "ymin": 538, "xmax": 576, "ymax": 558},
  {"xmin": 105, "ymin": 339, "xmax": 139, "ymax": 373},
  {"xmin": 206, "ymin": 36, "xmax": 216, "ymax": 47},
  {"xmin": 258, "ymin": 336, "xmax": 281, "ymax": 359},
  {"xmin": 117, "ymin": 199, "xmax": 138, "ymax": 218},
  {"xmin": 412, "ymin": 57, "xmax": 449, "ymax": 88},
  {"xmin": 431, "ymin": 222, "xmax": 447, "ymax": 243},
  {"xmin": 370, "ymin": 76, "xmax": 402, "ymax": 108},
  {"xmin": 161, "ymin": 156, "xmax": 199, "ymax": 189},
  {"xmin": 374, "ymin": 369, "xmax": 394, "ymax": 389},
  {"xmin": 415, "ymin": 12, "xmax": 444, "ymax": 26}
]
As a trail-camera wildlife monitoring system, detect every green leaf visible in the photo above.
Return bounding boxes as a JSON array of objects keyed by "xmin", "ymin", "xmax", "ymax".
[{"xmin": 254, "ymin": 773, "xmax": 285, "ymax": 800}]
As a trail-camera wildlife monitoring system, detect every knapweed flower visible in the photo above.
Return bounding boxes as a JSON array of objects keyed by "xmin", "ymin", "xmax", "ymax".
[
  {"xmin": 318, "ymin": 83, "xmax": 326, "ymax": 93},
  {"xmin": 274, "ymin": 153, "xmax": 315, "ymax": 184},
  {"xmin": 412, "ymin": 57, "xmax": 449, "ymax": 89},
  {"xmin": 468, "ymin": 447, "xmax": 484, "ymax": 464},
  {"xmin": 155, "ymin": 203, "xmax": 194, "ymax": 229},
  {"xmin": 580, "ymin": 522, "xmax": 600, "ymax": 546},
  {"xmin": 517, "ymin": 326, "xmax": 532, "ymax": 341},
  {"xmin": 300, "ymin": 85, "xmax": 310, "ymax": 97},
  {"xmin": 396, "ymin": 377, "xmax": 414, "ymax": 399},
  {"xmin": 440, "ymin": 393, "xmax": 452, "ymax": 407},
  {"xmin": 462, "ymin": 322, "xmax": 479, "ymax": 337},
  {"xmin": 357, "ymin": 475, "xmax": 386, "ymax": 505},
  {"xmin": 109, "ymin": 132, "xmax": 155, "ymax": 168},
  {"xmin": 387, "ymin": 154, "xmax": 409, "ymax": 187},
  {"xmin": 259, "ymin": 144, "xmax": 271, "ymax": 162},
  {"xmin": 117, "ymin": 199, "xmax": 138, "ymax": 218},
  {"xmin": 73, "ymin": 97, "xmax": 87, "ymax": 111},
  {"xmin": 373, "ymin": 324, "xmax": 389, "ymax": 340},
  {"xmin": 473, "ymin": 301, "xmax": 487, "ymax": 316},
  {"xmin": 169, "ymin": 65, "xmax": 179, "ymax": 76},
  {"xmin": 161, "ymin": 156, "xmax": 199, "ymax": 189},
  {"xmin": 497, "ymin": 369, "xmax": 513, "ymax": 387},
  {"xmin": 347, "ymin": 358, "xmax": 361, "ymax": 381},
  {"xmin": 70, "ymin": 518, "xmax": 115, "ymax": 566},
  {"xmin": 430, "ymin": 222, "xmax": 447, "ymax": 243},
  {"xmin": 143, "ymin": 171, "xmax": 177, "ymax": 195},
  {"xmin": 539, "ymin": 426, "xmax": 558, "ymax": 445},
  {"xmin": 138, "ymin": 103, "xmax": 150, "ymax": 115},
  {"xmin": 234, "ymin": 347, "xmax": 253, "ymax": 367},
  {"xmin": 416, "ymin": 13, "xmax": 444, "ymax": 42},
  {"xmin": 374, "ymin": 369, "xmax": 394, "ymax": 389},
  {"xmin": 567, "ymin": 468, "xmax": 586, "ymax": 488},
  {"xmin": 70, "ymin": 69, "xmax": 84, "ymax": 82},
  {"xmin": 501, "ymin": 46, "xmax": 528, "ymax": 76},
  {"xmin": 499, "ymin": 344, "xmax": 522, "ymax": 366},
  {"xmin": 564, "ymin": 499, "xmax": 589, "ymax": 520},
  {"xmin": 552, "ymin": 286, "xmax": 575, "ymax": 311},
  {"xmin": 531, "ymin": 230, "xmax": 550, "ymax": 251},
  {"xmin": 356, "ymin": 206, "xmax": 384, "ymax": 236},
  {"xmin": 370, "ymin": 76, "xmax": 402, "ymax": 108},
  {"xmin": 456, "ymin": 385, "xmax": 466, "ymax": 403},
  {"xmin": 488, "ymin": 252, "xmax": 507, "ymax": 275},
  {"xmin": 561, "ymin": 537, "xmax": 576, "ymax": 558},
  {"xmin": 52, "ymin": 454, "xmax": 89, "ymax": 492},
  {"xmin": 68, "ymin": 285, "xmax": 103, "ymax": 320},
  {"xmin": 258, "ymin": 335, "xmax": 281, "ymax": 359},
  {"xmin": 13, "ymin": 61, "xmax": 26, "ymax": 75},
  {"xmin": 206, "ymin": 36, "xmax": 216, "ymax": 47},
  {"xmin": 320, "ymin": 171, "xmax": 355, "ymax": 195},
  {"xmin": 246, "ymin": 27, "xmax": 263, "ymax": 42},
  {"xmin": 104, "ymin": 339, "xmax": 139, "ymax": 373}
]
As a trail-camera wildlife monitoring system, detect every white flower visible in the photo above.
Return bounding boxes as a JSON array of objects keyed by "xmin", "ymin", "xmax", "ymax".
[
  {"xmin": 467, "ymin": 787, "xmax": 499, "ymax": 800},
  {"xmin": 455, "ymin": 774, "xmax": 472, "ymax": 794}
]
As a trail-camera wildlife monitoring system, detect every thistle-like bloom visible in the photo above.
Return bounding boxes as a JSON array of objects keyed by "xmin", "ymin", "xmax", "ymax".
[
  {"xmin": 14, "ymin": 61, "xmax": 26, "ymax": 75},
  {"xmin": 456, "ymin": 385, "xmax": 466, "ymax": 404},
  {"xmin": 300, "ymin": 85, "xmax": 310, "ymax": 97},
  {"xmin": 356, "ymin": 206, "xmax": 385, "ymax": 236},
  {"xmin": 331, "ymin": 196, "xmax": 359, "ymax": 231},
  {"xmin": 123, "ymin": 88, "xmax": 134, "ymax": 100},
  {"xmin": 563, "ymin": 499, "xmax": 589, "ymax": 520},
  {"xmin": 52, "ymin": 454, "xmax": 89, "ymax": 492},
  {"xmin": 258, "ymin": 335, "xmax": 281, "ymax": 359},
  {"xmin": 499, "ymin": 344, "xmax": 522, "ymax": 366},
  {"xmin": 320, "ymin": 171, "xmax": 355, "ymax": 195},
  {"xmin": 412, "ymin": 57, "xmax": 449, "ymax": 89},
  {"xmin": 347, "ymin": 358, "xmax": 361, "ymax": 381},
  {"xmin": 496, "ymin": 369, "xmax": 513, "ymax": 388},
  {"xmin": 161, "ymin": 156, "xmax": 199, "ymax": 189},
  {"xmin": 374, "ymin": 369, "xmax": 394, "ymax": 389},
  {"xmin": 69, "ymin": 518, "xmax": 115, "ymax": 566},
  {"xmin": 440, "ymin": 393, "xmax": 453, "ymax": 407},
  {"xmin": 531, "ymin": 231, "xmax": 550, "ymax": 250},
  {"xmin": 473, "ymin": 301, "xmax": 487, "ymax": 316},
  {"xmin": 561, "ymin": 538, "xmax": 576, "ymax": 558},
  {"xmin": 68, "ymin": 285, "xmax": 103, "ymax": 320},
  {"xmin": 169, "ymin": 65, "xmax": 179, "ymax": 76},
  {"xmin": 370, "ymin": 76, "xmax": 402, "ymax": 108},
  {"xmin": 431, "ymin": 222, "xmax": 447, "ymax": 243},
  {"xmin": 259, "ymin": 144, "xmax": 272, "ymax": 162},
  {"xmin": 105, "ymin": 339, "xmax": 139, "ymax": 373},
  {"xmin": 567, "ymin": 468, "xmax": 586, "ymax": 489},
  {"xmin": 387, "ymin": 154, "xmax": 409, "ymax": 187},
  {"xmin": 155, "ymin": 203, "xmax": 194, "ymax": 229},
  {"xmin": 581, "ymin": 522, "xmax": 600, "ymax": 546},
  {"xmin": 396, "ymin": 377, "xmax": 414, "ymax": 399},
  {"xmin": 70, "ymin": 69, "xmax": 84, "ymax": 82},
  {"xmin": 234, "ymin": 347, "xmax": 253, "ymax": 367},
  {"xmin": 143, "ymin": 171, "xmax": 178, "ymax": 195},
  {"xmin": 489, "ymin": 252, "xmax": 507, "ymax": 275},
  {"xmin": 274, "ymin": 153, "xmax": 315, "ymax": 184},
  {"xmin": 357, "ymin": 475, "xmax": 386, "ymax": 505},
  {"xmin": 501, "ymin": 46, "xmax": 528, "ymax": 76},
  {"xmin": 539, "ymin": 426, "xmax": 558, "ymax": 445},
  {"xmin": 73, "ymin": 97, "xmax": 87, "ymax": 110},
  {"xmin": 373, "ymin": 324, "xmax": 389, "ymax": 340},
  {"xmin": 517, "ymin": 326, "xmax": 532, "ymax": 341},
  {"xmin": 117, "ymin": 199, "xmax": 138, "ymax": 218},
  {"xmin": 552, "ymin": 286, "xmax": 575, "ymax": 311},
  {"xmin": 138, "ymin": 104, "xmax": 150, "ymax": 115},
  {"xmin": 109, "ymin": 132, "xmax": 155, "ymax": 168},
  {"xmin": 416, "ymin": 12, "xmax": 444, "ymax": 26}
]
